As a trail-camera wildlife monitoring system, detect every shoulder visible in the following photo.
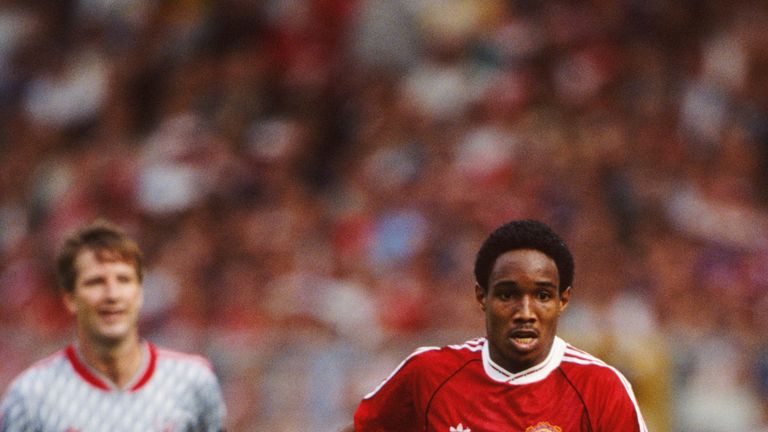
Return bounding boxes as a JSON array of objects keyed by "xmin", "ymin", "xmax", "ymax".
[
  {"xmin": 6, "ymin": 349, "xmax": 68, "ymax": 389},
  {"xmin": 389, "ymin": 338, "xmax": 485, "ymax": 384},
  {"xmin": 362, "ymin": 338, "xmax": 484, "ymax": 401},
  {"xmin": 151, "ymin": 345, "xmax": 220, "ymax": 387},
  {"xmin": 154, "ymin": 346, "xmax": 214, "ymax": 371},
  {"xmin": 559, "ymin": 342, "xmax": 647, "ymax": 429},
  {"xmin": 559, "ymin": 343, "xmax": 634, "ymax": 390},
  {"xmin": 2, "ymin": 349, "xmax": 68, "ymax": 403},
  {"xmin": 405, "ymin": 338, "xmax": 484, "ymax": 372},
  {"xmin": 147, "ymin": 345, "xmax": 226, "ymax": 422}
]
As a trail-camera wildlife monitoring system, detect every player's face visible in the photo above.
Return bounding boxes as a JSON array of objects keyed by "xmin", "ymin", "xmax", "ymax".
[
  {"xmin": 64, "ymin": 249, "xmax": 143, "ymax": 347},
  {"xmin": 475, "ymin": 249, "xmax": 570, "ymax": 373}
]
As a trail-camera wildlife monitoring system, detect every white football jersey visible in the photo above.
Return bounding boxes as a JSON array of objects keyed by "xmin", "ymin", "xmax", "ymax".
[{"xmin": 0, "ymin": 342, "xmax": 226, "ymax": 432}]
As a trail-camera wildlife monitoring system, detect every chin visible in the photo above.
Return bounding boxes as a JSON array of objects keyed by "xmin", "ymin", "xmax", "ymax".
[
  {"xmin": 506, "ymin": 348, "xmax": 542, "ymax": 367},
  {"xmin": 96, "ymin": 334, "xmax": 130, "ymax": 347},
  {"xmin": 93, "ymin": 327, "xmax": 131, "ymax": 344}
]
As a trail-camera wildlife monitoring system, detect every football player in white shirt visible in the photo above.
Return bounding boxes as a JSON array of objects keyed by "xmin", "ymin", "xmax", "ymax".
[{"xmin": 0, "ymin": 220, "xmax": 226, "ymax": 431}]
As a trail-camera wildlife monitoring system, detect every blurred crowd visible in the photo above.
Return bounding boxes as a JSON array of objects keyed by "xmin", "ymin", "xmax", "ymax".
[{"xmin": 1, "ymin": 0, "xmax": 768, "ymax": 430}]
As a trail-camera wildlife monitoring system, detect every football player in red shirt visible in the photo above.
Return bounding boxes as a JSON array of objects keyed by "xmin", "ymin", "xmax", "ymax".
[{"xmin": 347, "ymin": 219, "xmax": 647, "ymax": 432}]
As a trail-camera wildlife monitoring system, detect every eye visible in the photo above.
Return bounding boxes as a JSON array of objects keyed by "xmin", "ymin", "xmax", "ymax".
[
  {"xmin": 117, "ymin": 275, "xmax": 134, "ymax": 283},
  {"xmin": 537, "ymin": 290, "xmax": 554, "ymax": 301},
  {"xmin": 81, "ymin": 276, "xmax": 105, "ymax": 287}
]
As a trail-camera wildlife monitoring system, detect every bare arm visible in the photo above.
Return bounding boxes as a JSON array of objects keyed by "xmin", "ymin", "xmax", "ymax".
[{"xmin": 338, "ymin": 425, "xmax": 355, "ymax": 432}]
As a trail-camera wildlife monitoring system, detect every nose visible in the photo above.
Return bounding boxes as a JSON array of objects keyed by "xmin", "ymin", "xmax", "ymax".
[
  {"xmin": 513, "ymin": 296, "xmax": 536, "ymax": 323},
  {"xmin": 103, "ymin": 278, "xmax": 120, "ymax": 299}
]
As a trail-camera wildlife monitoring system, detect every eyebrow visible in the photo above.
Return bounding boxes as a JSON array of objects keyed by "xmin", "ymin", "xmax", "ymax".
[
  {"xmin": 80, "ymin": 270, "xmax": 137, "ymax": 283},
  {"xmin": 80, "ymin": 275, "xmax": 106, "ymax": 284},
  {"xmin": 492, "ymin": 280, "xmax": 558, "ymax": 290}
]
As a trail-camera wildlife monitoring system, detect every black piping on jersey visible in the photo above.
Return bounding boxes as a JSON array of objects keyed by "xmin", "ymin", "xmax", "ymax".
[
  {"xmin": 424, "ymin": 358, "xmax": 480, "ymax": 431},
  {"xmin": 557, "ymin": 367, "xmax": 594, "ymax": 432}
]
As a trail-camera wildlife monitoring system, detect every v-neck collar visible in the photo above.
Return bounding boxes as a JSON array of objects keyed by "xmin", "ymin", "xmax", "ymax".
[
  {"xmin": 66, "ymin": 341, "xmax": 157, "ymax": 392},
  {"xmin": 481, "ymin": 336, "xmax": 565, "ymax": 384}
]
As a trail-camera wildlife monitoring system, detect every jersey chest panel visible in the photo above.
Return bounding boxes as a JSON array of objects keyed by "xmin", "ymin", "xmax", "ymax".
[
  {"xmin": 33, "ymin": 371, "xmax": 202, "ymax": 431},
  {"xmin": 421, "ymin": 363, "xmax": 589, "ymax": 432}
]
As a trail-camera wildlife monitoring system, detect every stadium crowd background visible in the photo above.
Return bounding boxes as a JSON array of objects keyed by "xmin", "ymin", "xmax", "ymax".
[{"xmin": 1, "ymin": 0, "xmax": 767, "ymax": 430}]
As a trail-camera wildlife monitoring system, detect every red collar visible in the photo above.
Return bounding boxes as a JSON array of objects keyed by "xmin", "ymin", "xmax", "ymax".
[{"xmin": 65, "ymin": 342, "xmax": 157, "ymax": 392}]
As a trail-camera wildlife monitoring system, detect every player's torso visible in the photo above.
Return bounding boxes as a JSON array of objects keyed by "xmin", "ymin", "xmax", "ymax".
[
  {"xmin": 417, "ymin": 361, "xmax": 589, "ymax": 432},
  {"xmin": 29, "ymin": 359, "xmax": 204, "ymax": 431}
]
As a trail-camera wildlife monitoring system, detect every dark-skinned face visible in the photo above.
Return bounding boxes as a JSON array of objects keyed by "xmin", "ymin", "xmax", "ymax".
[{"xmin": 475, "ymin": 249, "xmax": 570, "ymax": 373}]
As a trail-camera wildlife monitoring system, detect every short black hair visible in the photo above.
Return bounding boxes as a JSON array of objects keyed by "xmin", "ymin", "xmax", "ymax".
[{"xmin": 474, "ymin": 219, "xmax": 573, "ymax": 292}]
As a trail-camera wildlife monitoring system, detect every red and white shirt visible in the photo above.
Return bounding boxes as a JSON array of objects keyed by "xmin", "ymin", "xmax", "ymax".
[
  {"xmin": 355, "ymin": 336, "xmax": 647, "ymax": 432},
  {"xmin": 0, "ymin": 342, "xmax": 226, "ymax": 432}
]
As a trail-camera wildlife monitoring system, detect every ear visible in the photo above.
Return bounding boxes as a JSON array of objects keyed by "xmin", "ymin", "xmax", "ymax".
[
  {"xmin": 558, "ymin": 286, "xmax": 572, "ymax": 314},
  {"xmin": 474, "ymin": 283, "xmax": 486, "ymax": 311},
  {"xmin": 63, "ymin": 292, "xmax": 78, "ymax": 315}
]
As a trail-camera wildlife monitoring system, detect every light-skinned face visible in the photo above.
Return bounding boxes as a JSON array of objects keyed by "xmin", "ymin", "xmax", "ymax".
[
  {"xmin": 64, "ymin": 249, "xmax": 143, "ymax": 348},
  {"xmin": 475, "ymin": 249, "xmax": 570, "ymax": 373}
]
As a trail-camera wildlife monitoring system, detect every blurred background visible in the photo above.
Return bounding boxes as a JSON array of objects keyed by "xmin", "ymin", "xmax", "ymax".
[{"xmin": 1, "ymin": 0, "xmax": 767, "ymax": 430}]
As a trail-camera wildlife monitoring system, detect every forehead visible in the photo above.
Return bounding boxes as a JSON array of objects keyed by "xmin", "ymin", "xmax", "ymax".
[
  {"xmin": 74, "ymin": 249, "xmax": 138, "ymax": 276},
  {"xmin": 489, "ymin": 249, "xmax": 559, "ymax": 284}
]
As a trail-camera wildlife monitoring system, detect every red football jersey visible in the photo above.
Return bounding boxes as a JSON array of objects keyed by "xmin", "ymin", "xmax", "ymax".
[{"xmin": 355, "ymin": 337, "xmax": 647, "ymax": 432}]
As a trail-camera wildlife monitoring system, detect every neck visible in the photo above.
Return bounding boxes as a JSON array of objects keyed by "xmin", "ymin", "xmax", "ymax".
[{"xmin": 77, "ymin": 334, "xmax": 144, "ymax": 389}]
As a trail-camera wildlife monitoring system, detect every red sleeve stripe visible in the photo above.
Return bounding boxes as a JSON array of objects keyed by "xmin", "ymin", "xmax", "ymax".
[{"xmin": 447, "ymin": 341, "xmax": 484, "ymax": 352}]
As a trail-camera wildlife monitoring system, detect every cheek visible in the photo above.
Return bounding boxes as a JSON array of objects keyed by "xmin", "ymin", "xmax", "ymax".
[
  {"xmin": 123, "ymin": 285, "xmax": 143, "ymax": 305},
  {"xmin": 486, "ymin": 304, "xmax": 508, "ymax": 327},
  {"xmin": 540, "ymin": 307, "xmax": 560, "ymax": 327},
  {"xmin": 66, "ymin": 292, "xmax": 98, "ymax": 314}
]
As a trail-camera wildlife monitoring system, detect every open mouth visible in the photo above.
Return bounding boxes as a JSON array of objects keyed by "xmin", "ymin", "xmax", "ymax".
[{"xmin": 509, "ymin": 329, "xmax": 538, "ymax": 350}]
